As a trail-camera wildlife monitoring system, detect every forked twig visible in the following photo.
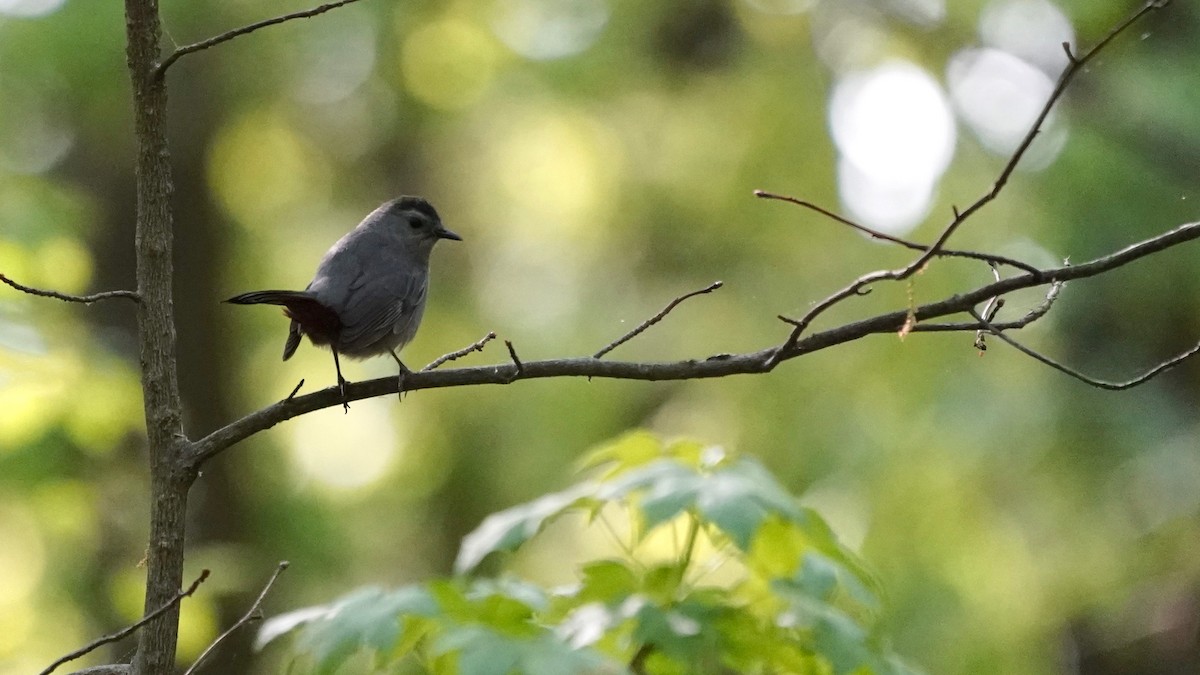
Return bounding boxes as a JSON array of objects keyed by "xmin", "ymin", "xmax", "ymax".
[
  {"xmin": 763, "ymin": 0, "xmax": 1167, "ymax": 368},
  {"xmin": 40, "ymin": 570, "xmax": 210, "ymax": 675},
  {"xmin": 423, "ymin": 332, "xmax": 497, "ymax": 371},
  {"xmin": 1, "ymin": 273, "xmax": 140, "ymax": 305},
  {"xmin": 907, "ymin": 280, "xmax": 1062, "ymax": 334},
  {"xmin": 156, "ymin": 0, "xmax": 366, "ymax": 76},
  {"xmin": 183, "ymin": 562, "xmax": 289, "ymax": 675},
  {"xmin": 753, "ymin": 191, "xmax": 1041, "ymax": 274},
  {"xmin": 971, "ymin": 308, "xmax": 1200, "ymax": 390},
  {"xmin": 594, "ymin": 282, "xmax": 723, "ymax": 359}
]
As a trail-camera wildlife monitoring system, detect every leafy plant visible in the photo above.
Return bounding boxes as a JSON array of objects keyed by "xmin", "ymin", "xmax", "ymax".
[{"xmin": 260, "ymin": 432, "xmax": 919, "ymax": 675}]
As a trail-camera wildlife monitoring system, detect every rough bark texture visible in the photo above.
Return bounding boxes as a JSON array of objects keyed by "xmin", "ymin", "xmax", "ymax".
[{"xmin": 124, "ymin": 0, "xmax": 191, "ymax": 673}]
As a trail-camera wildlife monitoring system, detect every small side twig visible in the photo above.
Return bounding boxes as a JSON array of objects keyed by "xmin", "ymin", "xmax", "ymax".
[
  {"xmin": 285, "ymin": 379, "xmax": 305, "ymax": 401},
  {"xmin": 183, "ymin": 562, "xmax": 289, "ymax": 675},
  {"xmin": 753, "ymin": 192, "xmax": 1040, "ymax": 274},
  {"xmin": 41, "ymin": 570, "xmax": 210, "ymax": 675},
  {"xmin": 594, "ymin": 281, "xmax": 723, "ymax": 359},
  {"xmin": 422, "ymin": 332, "xmax": 497, "ymax": 371},
  {"xmin": 908, "ymin": 0, "xmax": 1170, "ymax": 269},
  {"xmin": 504, "ymin": 340, "xmax": 524, "ymax": 383},
  {"xmin": 761, "ymin": 0, "xmax": 1165, "ymax": 370},
  {"xmin": 156, "ymin": 0, "xmax": 365, "ymax": 77},
  {"xmin": 971, "ymin": 308, "xmax": 1200, "ymax": 390},
  {"xmin": 912, "ymin": 280, "xmax": 1062, "ymax": 334},
  {"xmin": 1, "ymin": 273, "xmax": 141, "ymax": 305},
  {"xmin": 973, "ymin": 263, "xmax": 1006, "ymax": 350}
]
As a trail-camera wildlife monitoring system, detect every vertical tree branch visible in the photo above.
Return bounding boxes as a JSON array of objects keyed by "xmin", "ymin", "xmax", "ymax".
[{"xmin": 124, "ymin": 0, "xmax": 192, "ymax": 673}]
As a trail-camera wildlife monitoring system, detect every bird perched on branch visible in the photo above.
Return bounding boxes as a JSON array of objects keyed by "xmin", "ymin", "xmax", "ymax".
[{"xmin": 226, "ymin": 196, "xmax": 461, "ymax": 412}]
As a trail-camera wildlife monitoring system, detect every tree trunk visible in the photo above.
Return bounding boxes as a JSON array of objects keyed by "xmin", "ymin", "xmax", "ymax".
[{"xmin": 123, "ymin": 0, "xmax": 191, "ymax": 673}]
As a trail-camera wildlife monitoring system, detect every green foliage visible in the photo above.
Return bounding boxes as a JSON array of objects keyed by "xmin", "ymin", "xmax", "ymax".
[{"xmin": 262, "ymin": 432, "xmax": 918, "ymax": 675}]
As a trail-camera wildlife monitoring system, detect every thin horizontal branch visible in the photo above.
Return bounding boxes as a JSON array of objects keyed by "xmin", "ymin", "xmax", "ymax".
[
  {"xmin": 183, "ymin": 562, "xmax": 288, "ymax": 675},
  {"xmin": 594, "ymin": 281, "xmax": 723, "ymax": 359},
  {"xmin": 185, "ymin": 221, "xmax": 1200, "ymax": 470},
  {"xmin": 971, "ymin": 308, "xmax": 1200, "ymax": 390},
  {"xmin": 156, "ymin": 0, "xmax": 365, "ymax": 76},
  {"xmin": 753, "ymin": 191, "xmax": 1041, "ymax": 274},
  {"xmin": 422, "ymin": 332, "xmax": 497, "ymax": 371},
  {"xmin": 1, "ymin": 273, "xmax": 141, "ymax": 305},
  {"xmin": 900, "ymin": 280, "xmax": 1062, "ymax": 334},
  {"xmin": 41, "ymin": 570, "xmax": 210, "ymax": 675}
]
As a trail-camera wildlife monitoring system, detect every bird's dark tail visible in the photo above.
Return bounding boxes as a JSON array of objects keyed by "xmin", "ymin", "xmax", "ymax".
[
  {"xmin": 226, "ymin": 290, "xmax": 341, "ymax": 361},
  {"xmin": 225, "ymin": 290, "xmax": 313, "ymax": 306}
]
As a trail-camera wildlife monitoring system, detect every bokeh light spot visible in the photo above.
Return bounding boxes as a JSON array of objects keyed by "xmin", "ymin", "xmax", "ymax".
[
  {"xmin": 492, "ymin": 111, "xmax": 619, "ymax": 230},
  {"xmin": 35, "ymin": 237, "xmax": 92, "ymax": 295},
  {"xmin": 830, "ymin": 61, "xmax": 955, "ymax": 234},
  {"xmin": 0, "ymin": 503, "xmax": 46, "ymax": 610},
  {"xmin": 401, "ymin": 18, "xmax": 498, "ymax": 110},
  {"xmin": 290, "ymin": 11, "xmax": 377, "ymax": 104},
  {"xmin": 0, "ymin": 92, "xmax": 74, "ymax": 174},
  {"xmin": 0, "ymin": 0, "xmax": 64, "ymax": 18},
  {"xmin": 491, "ymin": 0, "xmax": 609, "ymax": 60},
  {"xmin": 208, "ymin": 108, "xmax": 331, "ymax": 226},
  {"xmin": 980, "ymin": 0, "xmax": 1074, "ymax": 74},
  {"xmin": 289, "ymin": 401, "xmax": 401, "ymax": 491},
  {"xmin": 948, "ymin": 47, "xmax": 1066, "ymax": 165}
]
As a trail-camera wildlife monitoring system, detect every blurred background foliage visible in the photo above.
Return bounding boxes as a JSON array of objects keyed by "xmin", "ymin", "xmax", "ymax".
[{"xmin": 0, "ymin": 0, "xmax": 1198, "ymax": 673}]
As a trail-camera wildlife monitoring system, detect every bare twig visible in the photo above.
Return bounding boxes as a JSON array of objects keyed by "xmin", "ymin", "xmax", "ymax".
[
  {"xmin": 156, "ymin": 0, "xmax": 366, "ymax": 76},
  {"xmin": 504, "ymin": 340, "xmax": 524, "ymax": 383},
  {"xmin": 594, "ymin": 281, "xmax": 724, "ymax": 359},
  {"xmin": 753, "ymin": 192, "xmax": 1041, "ymax": 274},
  {"xmin": 973, "ymin": 264, "xmax": 1006, "ymax": 350},
  {"xmin": 1, "ymin": 273, "xmax": 140, "ymax": 305},
  {"xmin": 760, "ymin": 0, "xmax": 1165, "ymax": 368},
  {"xmin": 422, "ymin": 332, "xmax": 497, "ymax": 371},
  {"xmin": 183, "ymin": 220, "xmax": 1200, "ymax": 470},
  {"xmin": 183, "ymin": 562, "xmax": 289, "ymax": 675},
  {"xmin": 912, "ymin": 280, "xmax": 1062, "ymax": 334},
  {"xmin": 970, "ymin": 308, "xmax": 1200, "ymax": 390},
  {"xmin": 286, "ymin": 379, "xmax": 305, "ymax": 401},
  {"xmin": 41, "ymin": 570, "xmax": 210, "ymax": 675},
  {"xmin": 910, "ymin": 0, "xmax": 1169, "ymax": 268}
]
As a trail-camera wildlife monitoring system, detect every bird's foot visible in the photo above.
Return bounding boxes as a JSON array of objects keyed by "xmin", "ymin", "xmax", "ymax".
[
  {"xmin": 338, "ymin": 375, "xmax": 351, "ymax": 414},
  {"xmin": 397, "ymin": 365, "xmax": 412, "ymax": 401}
]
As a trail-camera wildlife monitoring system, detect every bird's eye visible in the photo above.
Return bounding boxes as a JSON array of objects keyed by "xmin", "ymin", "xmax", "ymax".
[{"xmin": 410, "ymin": 219, "xmax": 423, "ymax": 229}]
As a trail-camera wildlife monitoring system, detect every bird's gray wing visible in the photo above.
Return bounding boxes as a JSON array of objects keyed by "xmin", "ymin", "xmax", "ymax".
[{"xmin": 336, "ymin": 263, "xmax": 428, "ymax": 355}]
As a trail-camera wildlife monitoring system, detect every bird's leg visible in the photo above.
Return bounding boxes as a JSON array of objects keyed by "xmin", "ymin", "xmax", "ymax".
[
  {"xmin": 332, "ymin": 348, "xmax": 350, "ymax": 413},
  {"xmin": 389, "ymin": 350, "xmax": 412, "ymax": 400}
]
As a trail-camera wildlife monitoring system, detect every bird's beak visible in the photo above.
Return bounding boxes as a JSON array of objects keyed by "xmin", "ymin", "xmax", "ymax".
[{"xmin": 436, "ymin": 226, "xmax": 462, "ymax": 241}]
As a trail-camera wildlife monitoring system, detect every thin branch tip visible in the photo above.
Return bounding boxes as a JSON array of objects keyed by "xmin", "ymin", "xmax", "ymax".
[
  {"xmin": 41, "ymin": 569, "xmax": 209, "ymax": 675},
  {"xmin": 1, "ymin": 273, "xmax": 141, "ymax": 305},
  {"xmin": 157, "ymin": 0, "xmax": 365, "ymax": 76},
  {"xmin": 423, "ymin": 332, "xmax": 498, "ymax": 371},
  {"xmin": 594, "ymin": 281, "xmax": 725, "ymax": 359},
  {"xmin": 183, "ymin": 562, "xmax": 289, "ymax": 675}
]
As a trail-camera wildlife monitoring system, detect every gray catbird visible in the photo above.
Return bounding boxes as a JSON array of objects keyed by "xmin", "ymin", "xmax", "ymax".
[{"xmin": 226, "ymin": 196, "xmax": 461, "ymax": 411}]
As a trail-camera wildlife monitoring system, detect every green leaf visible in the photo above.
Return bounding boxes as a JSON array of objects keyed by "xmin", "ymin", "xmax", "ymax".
[
  {"xmin": 576, "ymin": 430, "xmax": 665, "ymax": 477},
  {"xmin": 577, "ymin": 559, "xmax": 640, "ymax": 604},
  {"xmin": 455, "ymin": 482, "xmax": 599, "ymax": 574},
  {"xmin": 432, "ymin": 623, "xmax": 625, "ymax": 675},
  {"xmin": 693, "ymin": 459, "xmax": 797, "ymax": 549},
  {"xmin": 642, "ymin": 564, "xmax": 686, "ymax": 602},
  {"xmin": 747, "ymin": 515, "xmax": 807, "ymax": 579},
  {"xmin": 661, "ymin": 438, "xmax": 710, "ymax": 467},
  {"xmin": 285, "ymin": 585, "xmax": 438, "ymax": 675}
]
